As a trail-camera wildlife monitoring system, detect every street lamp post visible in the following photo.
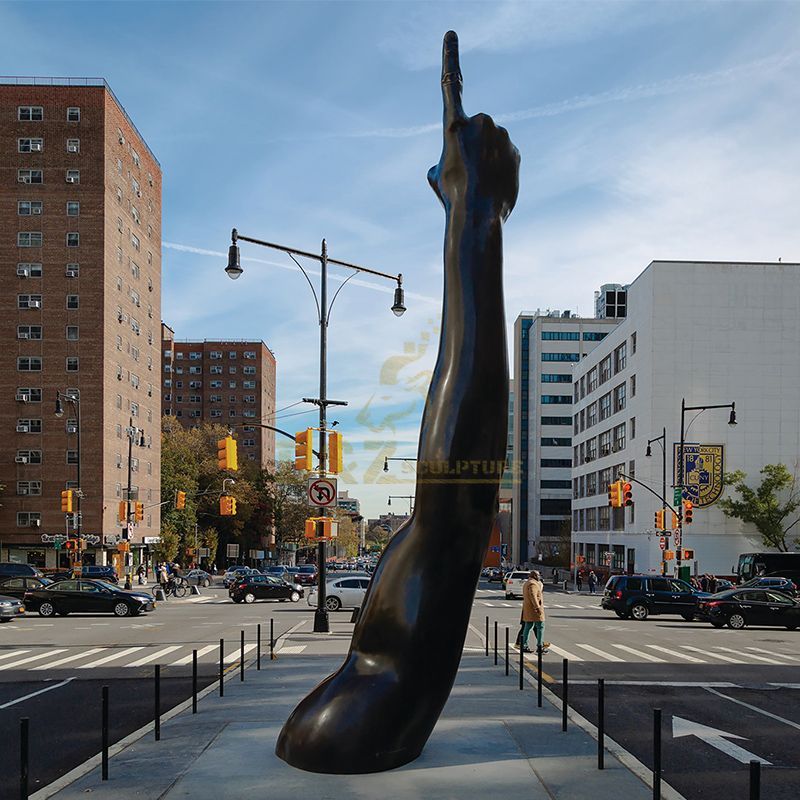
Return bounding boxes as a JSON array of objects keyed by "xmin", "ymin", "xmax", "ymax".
[
  {"xmin": 383, "ymin": 456, "xmax": 417, "ymax": 472},
  {"xmin": 676, "ymin": 399, "xmax": 737, "ymax": 576},
  {"xmin": 226, "ymin": 229, "xmax": 406, "ymax": 633},
  {"xmin": 645, "ymin": 427, "xmax": 667, "ymax": 575},
  {"xmin": 123, "ymin": 419, "xmax": 146, "ymax": 589},
  {"xmin": 55, "ymin": 391, "xmax": 81, "ymax": 564}
]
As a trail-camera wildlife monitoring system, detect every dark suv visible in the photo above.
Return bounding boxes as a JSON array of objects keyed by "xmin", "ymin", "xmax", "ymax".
[
  {"xmin": 602, "ymin": 575, "xmax": 709, "ymax": 621},
  {"xmin": 0, "ymin": 562, "xmax": 44, "ymax": 579}
]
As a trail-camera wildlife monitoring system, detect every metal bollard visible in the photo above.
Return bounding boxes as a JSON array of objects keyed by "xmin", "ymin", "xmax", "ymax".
[
  {"xmin": 257, "ymin": 623, "xmax": 261, "ymax": 671},
  {"xmin": 653, "ymin": 708, "xmax": 662, "ymax": 800},
  {"xmin": 598, "ymin": 679, "xmax": 605, "ymax": 770},
  {"xmin": 20, "ymin": 717, "xmax": 29, "ymax": 800},
  {"xmin": 563, "ymin": 580, "xmax": 568, "ymax": 591},
  {"xmin": 519, "ymin": 638, "xmax": 524, "ymax": 690},
  {"xmin": 749, "ymin": 760, "xmax": 761, "ymax": 800},
  {"xmin": 562, "ymin": 659, "xmax": 568, "ymax": 732},
  {"xmin": 505, "ymin": 627, "xmax": 509, "ymax": 676},
  {"xmin": 154, "ymin": 587, "xmax": 166, "ymax": 601},
  {"xmin": 154, "ymin": 665, "xmax": 161, "ymax": 741},
  {"xmin": 102, "ymin": 685, "xmax": 109, "ymax": 780},
  {"xmin": 270, "ymin": 618, "xmax": 275, "ymax": 660},
  {"xmin": 537, "ymin": 646, "xmax": 543, "ymax": 708},
  {"xmin": 219, "ymin": 638, "xmax": 224, "ymax": 696},
  {"xmin": 494, "ymin": 620, "xmax": 498, "ymax": 666},
  {"xmin": 485, "ymin": 616, "xmax": 489, "ymax": 657},
  {"xmin": 240, "ymin": 630, "xmax": 245, "ymax": 681},
  {"xmin": 192, "ymin": 650, "xmax": 198, "ymax": 714}
]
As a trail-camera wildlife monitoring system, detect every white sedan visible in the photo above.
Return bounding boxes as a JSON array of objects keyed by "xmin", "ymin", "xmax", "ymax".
[{"xmin": 307, "ymin": 576, "xmax": 370, "ymax": 611}]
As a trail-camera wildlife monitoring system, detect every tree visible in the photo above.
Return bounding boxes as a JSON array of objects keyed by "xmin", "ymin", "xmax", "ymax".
[
  {"xmin": 719, "ymin": 464, "xmax": 800, "ymax": 552},
  {"xmin": 152, "ymin": 522, "xmax": 180, "ymax": 564}
]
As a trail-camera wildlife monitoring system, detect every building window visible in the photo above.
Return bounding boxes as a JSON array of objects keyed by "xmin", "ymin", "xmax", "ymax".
[
  {"xmin": 189, "ymin": 381, "xmax": 202, "ymax": 389},
  {"xmin": 18, "ymin": 137, "xmax": 44, "ymax": 152},
  {"xmin": 66, "ymin": 263, "xmax": 79, "ymax": 277},
  {"xmin": 67, "ymin": 138, "xmax": 80, "ymax": 153},
  {"xmin": 228, "ymin": 351, "xmax": 237, "ymax": 359},
  {"xmin": 209, "ymin": 351, "xmax": 222, "ymax": 359},
  {"xmin": 210, "ymin": 381, "xmax": 222, "ymax": 389},
  {"xmin": 131, "ymin": 261, "xmax": 140, "ymax": 279},
  {"xmin": 18, "ymin": 200, "xmax": 43, "ymax": 215},
  {"xmin": 541, "ymin": 373, "xmax": 572, "ymax": 383},
  {"xmin": 15, "ymin": 388, "xmax": 42, "ymax": 402},
  {"xmin": 541, "ymin": 352, "xmax": 580, "ymax": 362},
  {"xmin": 630, "ymin": 417, "xmax": 636, "ymax": 440},
  {"xmin": 210, "ymin": 365, "xmax": 223, "ymax": 375},
  {"xmin": 131, "ymin": 402, "xmax": 139, "ymax": 417},
  {"xmin": 243, "ymin": 351, "xmax": 257, "ymax": 359},
  {"xmin": 189, "ymin": 352, "xmax": 202, "ymax": 360},
  {"xmin": 599, "ymin": 392, "xmax": 612, "ymax": 421},
  {"xmin": 131, "ymin": 147, "xmax": 140, "ymax": 167},
  {"xmin": 189, "ymin": 366, "xmax": 201, "ymax": 374},
  {"xmin": 67, "ymin": 107, "xmax": 80, "ymax": 122},
  {"xmin": 541, "ymin": 395, "xmax": 572, "ymax": 404},
  {"xmin": 66, "ymin": 232, "xmax": 80, "ymax": 247},
  {"xmin": 16, "ymin": 449, "xmax": 42, "ymax": 464},
  {"xmin": 131, "ymin": 206, "xmax": 140, "ymax": 225},
  {"xmin": 587, "ymin": 402, "xmax": 597, "ymax": 428},
  {"xmin": 17, "ymin": 480, "xmax": 42, "ymax": 496},
  {"xmin": 614, "ymin": 343, "xmax": 627, "ymax": 373},
  {"xmin": 541, "ymin": 331, "xmax": 579, "ymax": 341},
  {"xmin": 66, "ymin": 357, "xmax": 79, "ymax": 372},
  {"xmin": 16, "ymin": 418, "xmax": 42, "ymax": 433},
  {"xmin": 541, "ymin": 437, "xmax": 571, "ymax": 447},
  {"xmin": 66, "ymin": 169, "xmax": 80, "ymax": 184},
  {"xmin": 613, "ymin": 423, "xmax": 626, "ymax": 452},
  {"xmin": 541, "ymin": 480, "xmax": 572, "ymax": 489},
  {"xmin": 587, "ymin": 367, "xmax": 598, "ymax": 393},
  {"xmin": 17, "ymin": 262, "xmax": 43, "ymax": 278},
  {"xmin": 630, "ymin": 374, "xmax": 636, "ymax": 397},
  {"xmin": 587, "ymin": 472, "xmax": 598, "ymax": 495},
  {"xmin": 598, "ymin": 429, "xmax": 611, "ymax": 457},
  {"xmin": 18, "ymin": 106, "xmax": 44, "ymax": 121},
  {"xmin": 229, "ymin": 381, "xmax": 237, "ymax": 389},
  {"xmin": 243, "ymin": 395, "xmax": 256, "ymax": 403},
  {"xmin": 209, "ymin": 394, "xmax": 222, "ymax": 403},
  {"xmin": 17, "ymin": 357, "xmax": 42, "ymax": 372},
  {"xmin": 66, "ymin": 450, "xmax": 78, "ymax": 465},
  {"xmin": 242, "ymin": 409, "xmax": 256, "ymax": 418},
  {"xmin": 17, "ymin": 325, "xmax": 42, "ymax": 340},
  {"xmin": 613, "ymin": 383, "xmax": 626, "ymax": 413},
  {"xmin": 631, "ymin": 332, "xmax": 637, "ymax": 354},
  {"xmin": 243, "ymin": 366, "xmax": 255, "ymax": 375},
  {"xmin": 17, "ymin": 232, "xmax": 43, "ymax": 247},
  {"xmin": 66, "ymin": 201, "xmax": 80, "ymax": 216},
  {"xmin": 599, "ymin": 356, "xmax": 612, "ymax": 384},
  {"xmin": 17, "ymin": 512, "xmax": 42, "ymax": 527},
  {"xmin": 586, "ymin": 437, "xmax": 598, "ymax": 460},
  {"xmin": 131, "ymin": 233, "xmax": 140, "ymax": 250},
  {"xmin": 243, "ymin": 380, "xmax": 256, "ymax": 390},
  {"xmin": 66, "ymin": 295, "xmax": 79, "ymax": 309},
  {"xmin": 17, "ymin": 169, "xmax": 43, "ymax": 184},
  {"xmin": 583, "ymin": 331, "xmax": 608, "ymax": 341},
  {"xmin": 18, "ymin": 294, "xmax": 42, "ymax": 309}
]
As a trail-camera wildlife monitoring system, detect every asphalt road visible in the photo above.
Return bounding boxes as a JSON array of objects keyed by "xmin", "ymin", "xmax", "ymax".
[{"xmin": 470, "ymin": 579, "xmax": 800, "ymax": 800}]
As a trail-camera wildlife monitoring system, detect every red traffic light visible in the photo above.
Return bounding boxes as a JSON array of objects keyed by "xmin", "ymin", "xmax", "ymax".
[
  {"xmin": 683, "ymin": 499, "xmax": 694, "ymax": 524},
  {"xmin": 622, "ymin": 482, "xmax": 633, "ymax": 506}
]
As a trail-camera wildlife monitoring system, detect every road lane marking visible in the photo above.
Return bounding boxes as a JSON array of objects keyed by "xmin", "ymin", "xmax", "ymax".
[
  {"xmin": 170, "ymin": 644, "xmax": 218, "ymax": 666},
  {"xmin": 0, "ymin": 677, "xmax": 75, "ymax": 709},
  {"xmin": 705, "ymin": 687, "xmax": 800, "ymax": 732},
  {"xmin": 0, "ymin": 649, "xmax": 67, "ymax": 671},
  {"xmin": 127, "ymin": 646, "xmax": 183, "ymax": 667},
  {"xmin": 680, "ymin": 645, "xmax": 742, "ymax": 664},
  {"xmin": 31, "ymin": 648, "xmax": 106, "ymax": 670},
  {"xmin": 78, "ymin": 647, "xmax": 144, "ymax": 669},
  {"xmin": 546, "ymin": 643, "xmax": 584, "ymax": 661},
  {"xmin": 746, "ymin": 646, "xmax": 799, "ymax": 662},
  {"xmin": 612, "ymin": 644, "xmax": 666, "ymax": 662},
  {"xmin": 0, "ymin": 649, "xmax": 30, "ymax": 662},
  {"xmin": 714, "ymin": 646, "xmax": 782, "ymax": 665},
  {"xmin": 672, "ymin": 715, "xmax": 771, "ymax": 765},
  {"xmin": 223, "ymin": 643, "xmax": 257, "ymax": 664},
  {"xmin": 576, "ymin": 644, "xmax": 624, "ymax": 662},
  {"xmin": 482, "ymin": 602, "xmax": 496, "ymax": 607},
  {"xmin": 279, "ymin": 645, "xmax": 307, "ymax": 654},
  {"xmin": 500, "ymin": 603, "xmax": 512, "ymax": 607},
  {"xmin": 646, "ymin": 645, "xmax": 705, "ymax": 663}
]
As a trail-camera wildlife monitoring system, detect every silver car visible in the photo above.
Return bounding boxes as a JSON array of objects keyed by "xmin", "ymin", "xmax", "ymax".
[
  {"xmin": 184, "ymin": 569, "xmax": 212, "ymax": 587},
  {"xmin": 307, "ymin": 576, "xmax": 370, "ymax": 612},
  {"xmin": 0, "ymin": 594, "xmax": 26, "ymax": 622}
]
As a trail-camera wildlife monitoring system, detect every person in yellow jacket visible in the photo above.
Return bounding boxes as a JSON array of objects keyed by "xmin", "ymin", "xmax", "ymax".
[{"xmin": 521, "ymin": 570, "xmax": 548, "ymax": 654}]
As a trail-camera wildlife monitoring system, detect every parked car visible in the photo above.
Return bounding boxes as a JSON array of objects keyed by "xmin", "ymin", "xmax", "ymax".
[
  {"xmin": 0, "ymin": 575, "xmax": 52, "ymax": 600},
  {"xmin": 485, "ymin": 568, "xmax": 504, "ymax": 583},
  {"xmin": 601, "ymin": 575, "xmax": 710, "ymax": 621},
  {"xmin": 223, "ymin": 566, "xmax": 257, "ymax": 587},
  {"xmin": 0, "ymin": 562, "xmax": 43, "ymax": 579},
  {"xmin": 184, "ymin": 568, "xmax": 212, "ymax": 587},
  {"xmin": 0, "ymin": 594, "xmax": 25, "ymax": 623},
  {"xmin": 294, "ymin": 565, "xmax": 318, "ymax": 586},
  {"xmin": 23, "ymin": 579, "xmax": 155, "ymax": 617},
  {"xmin": 697, "ymin": 588, "xmax": 800, "ymax": 629},
  {"xmin": 81, "ymin": 565, "xmax": 119, "ymax": 584},
  {"xmin": 307, "ymin": 576, "xmax": 370, "ymax": 611},
  {"xmin": 229, "ymin": 574, "xmax": 302, "ymax": 604},
  {"xmin": 739, "ymin": 576, "xmax": 798, "ymax": 597},
  {"xmin": 263, "ymin": 566, "xmax": 290, "ymax": 581},
  {"xmin": 504, "ymin": 571, "xmax": 532, "ymax": 598}
]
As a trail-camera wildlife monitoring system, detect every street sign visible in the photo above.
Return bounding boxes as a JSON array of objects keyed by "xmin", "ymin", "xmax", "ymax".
[
  {"xmin": 307, "ymin": 477, "xmax": 337, "ymax": 507},
  {"xmin": 226, "ymin": 543, "xmax": 240, "ymax": 558},
  {"xmin": 104, "ymin": 534, "xmax": 122, "ymax": 546},
  {"xmin": 673, "ymin": 487, "xmax": 682, "ymax": 506},
  {"xmin": 249, "ymin": 549, "xmax": 265, "ymax": 560},
  {"xmin": 198, "ymin": 547, "xmax": 210, "ymax": 558},
  {"xmin": 143, "ymin": 536, "xmax": 161, "ymax": 544},
  {"xmin": 41, "ymin": 534, "xmax": 67, "ymax": 544}
]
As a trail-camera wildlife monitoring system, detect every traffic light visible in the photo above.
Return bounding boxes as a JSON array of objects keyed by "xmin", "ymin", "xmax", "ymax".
[
  {"xmin": 65, "ymin": 539, "xmax": 76, "ymax": 551},
  {"xmin": 328, "ymin": 431, "xmax": 343, "ymax": 474},
  {"xmin": 217, "ymin": 435, "xmax": 238, "ymax": 471},
  {"xmin": 295, "ymin": 428, "xmax": 313, "ymax": 471},
  {"xmin": 175, "ymin": 490, "xmax": 186, "ymax": 510},
  {"xmin": 607, "ymin": 480, "xmax": 621, "ymax": 508},
  {"xmin": 134, "ymin": 501, "xmax": 144, "ymax": 522},
  {"xmin": 683, "ymin": 549, "xmax": 695, "ymax": 560},
  {"xmin": 219, "ymin": 495, "xmax": 237, "ymax": 516},
  {"xmin": 622, "ymin": 482, "xmax": 633, "ymax": 506},
  {"xmin": 683, "ymin": 499, "xmax": 694, "ymax": 524},
  {"xmin": 60, "ymin": 489, "xmax": 73, "ymax": 513},
  {"xmin": 663, "ymin": 549, "xmax": 675, "ymax": 561},
  {"xmin": 118, "ymin": 501, "xmax": 128, "ymax": 523},
  {"xmin": 304, "ymin": 517, "xmax": 337, "ymax": 539},
  {"xmin": 654, "ymin": 509, "xmax": 665, "ymax": 530}
]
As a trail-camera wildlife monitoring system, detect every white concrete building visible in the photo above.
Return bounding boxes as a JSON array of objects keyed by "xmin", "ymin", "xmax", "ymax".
[
  {"xmin": 571, "ymin": 260, "xmax": 800, "ymax": 579},
  {"xmin": 511, "ymin": 311, "xmax": 621, "ymax": 566}
]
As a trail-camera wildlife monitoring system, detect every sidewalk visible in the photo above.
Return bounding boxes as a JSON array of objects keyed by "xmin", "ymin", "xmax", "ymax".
[{"xmin": 38, "ymin": 621, "xmax": 662, "ymax": 800}]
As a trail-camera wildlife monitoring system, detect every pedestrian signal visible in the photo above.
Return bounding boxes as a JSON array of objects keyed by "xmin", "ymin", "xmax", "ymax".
[
  {"xmin": 217, "ymin": 435, "xmax": 238, "ymax": 471},
  {"xmin": 61, "ymin": 489, "xmax": 73, "ymax": 513},
  {"xmin": 295, "ymin": 428, "xmax": 313, "ymax": 471},
  {"xmin": 683, "ymin": 549, "xmax": 695, "ymax": 560},
  {"xmin": 663, "ymin": 549, "xmax": 675, "ymax": 561},
  {"xmin": 682, "ymin": 499, "xmax": 694, "ymax": 524}
]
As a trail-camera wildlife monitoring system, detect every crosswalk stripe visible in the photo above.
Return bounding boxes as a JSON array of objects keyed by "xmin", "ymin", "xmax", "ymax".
[
  {"xmin": 223, "ymin": 643, "xmax": 257, "ymax": 664},
  {"xmin": 0, "ymin": 649, "xmax": 30, "ymax": 662},
  {"xmin": 681, "ymin": 645, "xmax": 742, "ymax": 664},
  {"xmin": 483, "ymin": 602, "xmax": 496, "ymax": 607},
  {"xmin": 31, "ymin": 648, "xmax": 106, "ymax": 670},
  {"xmin": 127, "ymin": 646, "xmax": 183, "ymax": 667},
  {"xmin": 546, "ymin": 643, "xmax": 584, "ymax": 662},
  {"xmin": 550, "ymin": 604, "xmax": 567, "ymax": 608},
  {"xmin": 612, "ymin": 644, "xmax": 666, "ymax": 663},
  {"xmin": 576, "ymin": 644, "xmax": 624, "ymax": 662},
  {"xmin": 0, "ymin": 649, "xmax": 67, "ymax": 671},
  {"xmin": 746, "ymin": 646, "xmax": 800, "ymax": 662},
  {"xmin": 170, "ymin": 644, "xmax": 218, "ymax": 666},
  {"xmin": 714, "ymin": 646, "xmax": 782, "ymax": 665},
  {"xmin": 279, "ymin": 645, "xmax": 307, "ymax": 654},
  {"xmin": 78, "ymin": 647, "xmax": 144, "ymax": 669},
  {"xmin": 569, "ymin": 605, "xmax": 584, "ymax": 609},
  {"xmin": 501, "ymin": 603, "xmax": 512, "ymax": 607},
  {"xmin": 647, "ymin": 645, "xmax": 705, "ymax": 663}
]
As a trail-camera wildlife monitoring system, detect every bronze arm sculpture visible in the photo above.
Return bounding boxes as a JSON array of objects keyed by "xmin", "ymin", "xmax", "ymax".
[{"xmin": 276, "ymin": 30, "xmax": 520, "ymax": 774}]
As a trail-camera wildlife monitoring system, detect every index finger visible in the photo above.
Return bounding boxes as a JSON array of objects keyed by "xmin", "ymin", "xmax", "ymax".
[{"xmin": 441, "ymin": 30, "xmax": 465, "ymax": 125}]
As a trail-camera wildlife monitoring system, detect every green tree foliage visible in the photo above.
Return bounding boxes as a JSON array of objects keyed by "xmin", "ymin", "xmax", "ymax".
[
  {"xmin": 152, "ymin": 521, "xmax": 180, "ymax": 563},
  {"xmin": 719, "ymin": 464, "xmax": 800, "ymax": 552}
]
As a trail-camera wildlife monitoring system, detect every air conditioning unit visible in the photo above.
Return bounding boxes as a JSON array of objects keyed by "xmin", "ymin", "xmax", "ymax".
[
  {"xmin": 65, "ymin": 269, "xmax": 78, "ymax": 278},
  {"xmin": 67, "ymin": 144, "xmax": 78, "ymax": 153},
  {"xmin": 28, "ymin": 300, "xmax": 41, "ymax": 308},
  {"xmin": 66, "ymin": 176, "xmax": 77, "ymax": 183},
  {"xmin": 32, "ymin": 206, "xmax": 42, "ymax": 215},
  {"xmin": 136, "ymin": 190, "xmax": 142, "ymax": 197},
  {"xmin": 18, "ymin": 488, "xmax": 29, "ymax": 495},
  {"xmin": 15, "ymin": 456, "xmax": 28, "ymax": 464},
  {"xmin": 18, "ymin": 332, "xmax": 29, "ymax": 340},
  {"xmin": 30, "ymin": 143, "xmax": 42, "ymax": 152},
  {"xmin": 18, "ymin": 176, "xmax": 31, "ymax": 184},
  {"xmin": 15, "ymin": 393, "xmax": 29, "ymax": 402},
  {"xmin": 16, "ymin": 425, "xmax": 29, "ymax": 433},
  {"xmin": 119, "ymin": 135, "xmax": 125, "ymax": 144},
  {"xmin": 31, "ymin": 519, "xmax": 41, "ymax": 528},
  {"xmin": 117, "ymin": 372, "xmax": 123, "ymax": 381},
  {"xmin": 66, "ymin": 425, "xmax": 77, "ymax": 434},
  {"xmin": 16, "ymin": 268, "xmax": 29, "ymax": 277}
]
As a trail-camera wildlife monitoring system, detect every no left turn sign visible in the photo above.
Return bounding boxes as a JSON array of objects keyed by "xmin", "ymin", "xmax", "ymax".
[{"xmin": 307, "ymin": 477, "xmax": 337, "ymax": 507}]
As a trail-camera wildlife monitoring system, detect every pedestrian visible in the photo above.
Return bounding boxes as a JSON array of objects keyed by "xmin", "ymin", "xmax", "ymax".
[
  {"xmin": 576, "ymin": 572, "xmax": 583, "ymax": 592},
  {"xmin": 136, "ymin": 563, "xmax": 146, "ymax": 585},
  {"xmin": 158, "ymin": 563, "xmax": 168, "ymax": 588},
  {"xmin": 588, "ymin": 570, "xmax": 598, "ymax": 594},
  {"xmin": 520, "ymin": 570, "xmax": 548, "ymax": 654},
  {"xmin": 708, "ymin": 574, "xmax": 718, "ymax": 594},
  {"xmin": 700, "ymin": 574, "xmax": 709, "ymax": 592}
]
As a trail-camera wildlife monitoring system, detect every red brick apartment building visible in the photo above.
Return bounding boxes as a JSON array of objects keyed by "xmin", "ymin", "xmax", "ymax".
[
  {"xmin": 0, "ymin": 78, "xmax": 162, "ymax": 571},
  {"xmin": 161, "ymin": 324, "xmax": 276, "ymax": 467}
]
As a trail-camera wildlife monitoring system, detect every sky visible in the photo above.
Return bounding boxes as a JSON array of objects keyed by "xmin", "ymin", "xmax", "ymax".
[{"xmin": 3, "ymin": 0, "xmax": 800, "ymax": 519}]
